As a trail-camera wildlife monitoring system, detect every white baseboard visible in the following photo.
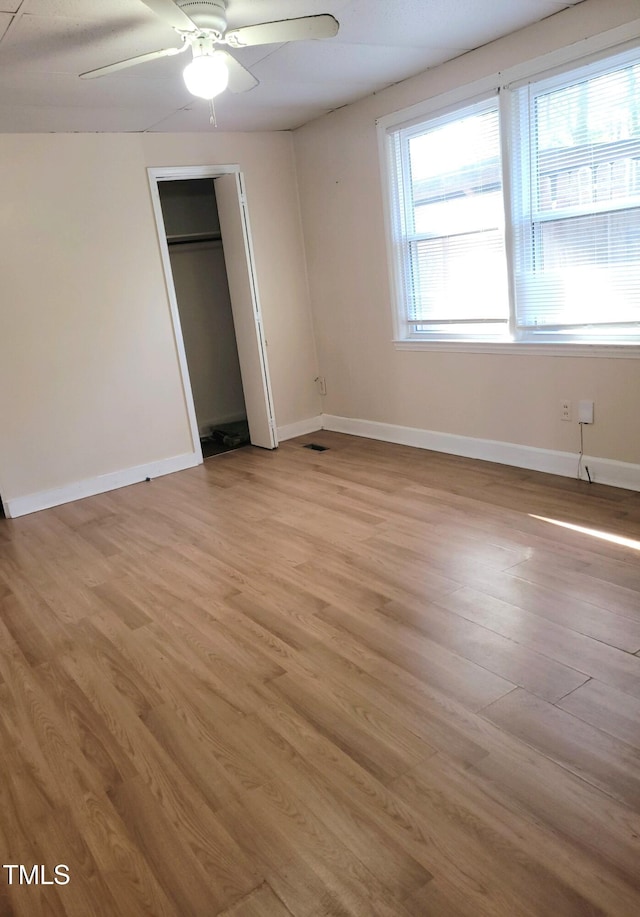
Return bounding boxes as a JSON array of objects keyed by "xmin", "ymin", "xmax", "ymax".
[
  {"xmin": 277, "ymin": 415, "xmax": 323, "ymax": 442},
  {"xmin": 321, "ymin": 414, "xmax": 640, "ymax": 493},
  {"xmin": 5, "ymin": 451, "xmax": 201, "ymax": 518},
  {"xmin": 7, "ymin": 414, "xmax": 635, "ymax": 518}
]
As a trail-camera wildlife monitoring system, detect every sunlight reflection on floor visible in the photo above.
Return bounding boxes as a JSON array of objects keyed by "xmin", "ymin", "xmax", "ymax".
[{"xmin": 530, "ymin": 514, "xmax": 640, "ymax": 551}]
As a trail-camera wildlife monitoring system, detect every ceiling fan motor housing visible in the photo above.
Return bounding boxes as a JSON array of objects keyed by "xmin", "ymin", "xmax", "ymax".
[{"xmin": 177, "ymin": 0, "xmax": 227, "ymax": 36}]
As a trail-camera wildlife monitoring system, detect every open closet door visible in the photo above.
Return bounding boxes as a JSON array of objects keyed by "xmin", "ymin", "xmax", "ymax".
[{"xmin": 214, "ymin": 172, "xmax": 276, "ymax": 449}]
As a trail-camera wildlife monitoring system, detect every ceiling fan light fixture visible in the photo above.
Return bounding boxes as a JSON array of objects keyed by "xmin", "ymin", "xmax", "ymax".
[{"xmin": 183, "ymin": 51, "xmax": 229, "ymax": 99}]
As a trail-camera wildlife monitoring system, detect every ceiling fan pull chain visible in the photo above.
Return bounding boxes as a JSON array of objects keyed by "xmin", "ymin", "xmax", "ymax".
[{"xmin": 209, "ymin": 98, "xmax": 217, "ymax": 127}]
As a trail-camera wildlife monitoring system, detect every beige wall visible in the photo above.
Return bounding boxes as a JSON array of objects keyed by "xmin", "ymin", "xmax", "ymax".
[
  {"xmin": 0, "ymin": 131, "xmax": 319, "ymax": 506},
  {"xmin": 293, "ymin": 0, "xmax": 640, "ymax": 466}
]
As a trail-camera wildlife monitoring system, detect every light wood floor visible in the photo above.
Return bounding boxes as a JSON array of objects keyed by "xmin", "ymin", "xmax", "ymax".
[{"xmin": 1, "ymin": 432, "xmax": 640, "ymax": 916}]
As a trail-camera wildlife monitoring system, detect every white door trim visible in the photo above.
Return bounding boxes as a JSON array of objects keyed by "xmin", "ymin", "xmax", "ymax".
[{"xmin": 147, "ymin": 164, "xmax": 277, "ymax": 457}]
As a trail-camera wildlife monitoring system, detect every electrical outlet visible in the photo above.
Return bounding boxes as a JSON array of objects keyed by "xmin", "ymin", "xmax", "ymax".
[
  {"xmin": 561, "ymin": 400, "xmax": 572, "ymax": 421},
  {"xmin": 316, "ymin": 376, "xmax": 327, "ymax": 396}
]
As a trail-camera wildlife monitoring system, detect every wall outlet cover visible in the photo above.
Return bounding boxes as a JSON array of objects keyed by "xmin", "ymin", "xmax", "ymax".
[{"xmin": 578, "ymin": 400, "xmax": 594, "ymax": 423}]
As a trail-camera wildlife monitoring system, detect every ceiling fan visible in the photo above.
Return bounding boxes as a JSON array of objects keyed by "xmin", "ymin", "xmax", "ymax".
[{"xmin": 80, "ymin": 0, "xmax": 340, "ymax": 100}]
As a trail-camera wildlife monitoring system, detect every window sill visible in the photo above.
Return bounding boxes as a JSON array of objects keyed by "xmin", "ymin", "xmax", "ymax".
[{"xmin": 393, "ymin": 340, "xmax": 640, "ymax": 358}]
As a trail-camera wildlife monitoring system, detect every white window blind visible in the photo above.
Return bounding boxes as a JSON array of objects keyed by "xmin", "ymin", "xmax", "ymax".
[
  {"xmin": 511, "ymin": 50, "xmax": 640, "ymax": 338},
  {"xmin": 388, "ymin": 96, "xmax": 509, "ymax": 338}
]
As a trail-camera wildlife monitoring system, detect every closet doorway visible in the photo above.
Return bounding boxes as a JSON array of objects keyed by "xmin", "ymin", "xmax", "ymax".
[{"xmin": 148, "ymin": 166, "xmax": 277, "ymax": 461}]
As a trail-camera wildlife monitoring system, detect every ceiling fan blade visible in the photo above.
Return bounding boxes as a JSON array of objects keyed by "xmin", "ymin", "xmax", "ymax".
[
  {"xmin": 218, "ymin": 50, "xmax": 259, "ymax": 93},
  {"xmin": 139, "ymin": 0, "xmax": 198, "ymax": 31},
  {"xmin": 80, "ymin": 44, "xmax": 187, "ymax": 79},
  {"xmin": 225, "ymin": 14, "xmax": 339, "ymax": 49}
]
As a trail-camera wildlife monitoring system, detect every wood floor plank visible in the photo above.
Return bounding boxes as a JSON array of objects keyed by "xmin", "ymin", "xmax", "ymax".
[
  {"xmin": 404, "ymin": 878, "xmax": 489, "ymax": 917},
  {"xmin": 250, "ymin": 681, "xmax": 537, "ymax": 915},
  {"xmin": 30, "ymin": 806, "xmax": 122, "ymax": 917},
  {"xmin": 139, "ymin": 617, "xmax": 275, "ymax": 717},
  {"xmin": 216, "ymin": 589, "xmax": 320, "ymax": 652},
  {"xmin": 483, "ymin": 686, "xmax": 640, "ymax": 811},
  {"xmin": 35, "ymin": 658, "xmax": 138, "ymax": 794},
  {"xmin": 235, "ymin": 710, "xmax": 433, "ymax": 903},
  {"xmin": 226, "ymin": 755, "xmax": 423, "ymax": 917},
  {"xmin": 0, "ymin": 557, "xmax": 75, "ymax": 653},
  {"xmin": 385, "ymin": 502, "xmax": 635, "ymax": 567},
  {"xmin": 0, "ymin": 661, "xmax": 178, "ymax": 917},
  {"xmin": 390, "ymin": 758, "xmax": 629, "ymax": 917},
  {"xmin": 170, "ymin": 539, "xmax": 327, "ymax": 615},
  {"xmin": 215, "ymin": 792, "xmax": 359, "ymax": 917},
  {"xmin": 467, "ymin": 736, "xmax": 640, "ymax": 893},
  {"xmin": 268, "ymin": 668, "xmax": 437, "ymax": 783},
  {"xmin": 0, "ymin": 592, "xmax": 58, "ymax": 668},
  {"xmin": 1, "ymin": 431, "xmax": 640, "ymax": 915},
  {"xmin": 58, "ymin": 643, "xmax": 260, "ymax": 902},
  {"xmin": 557, "ymin": 677, "xmax": 640, "ymax": 749},
  {"xmin": 448, "ymin": 564, "xmax": 640, "ymax": 650},
  {"xmin": 434, "ymin": 585, "xmax": 640, "ymax": 697},
  {"xmin": 108, "ymin": 775, "xmax": 236, "ymax": 916},
  {"xmin": 295, "ymin": 545, "xmax": 461, "ymax": 609},
  {"xmin": 142, "ymin": 702, "xmax": 262, "ymax": 812},
  {"xmin": 380, "ymin": 595, "xmax": 589, "ymax": 702},
  {"xmin": 292, "ymin": 640, "xmax": 491, "ymax": 767},
  {"xmin": 317, "ymin": 602, "xmax": 515, "ymax": 711},
  {"xmin": 509, "ymin": 556, "xmax": 640, "ymax": 621},
  {"xmin": 367, "ymin": 527, "xmax": 531, "ymax": 576},
  {"xmin": 217, "ymin": 882, "xmax": 294, "ymax": 917}
]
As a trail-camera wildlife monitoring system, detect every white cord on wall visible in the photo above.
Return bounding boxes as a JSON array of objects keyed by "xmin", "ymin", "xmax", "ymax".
[{"xmin": 577, "ymin": 422, "xmax": 592, "ymax": 483}]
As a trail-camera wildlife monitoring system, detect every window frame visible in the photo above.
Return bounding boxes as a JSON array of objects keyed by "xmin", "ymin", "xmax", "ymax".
[
  {"xmin": 393, "ymin": 93, "xmax": 510, "ymax": 340},
  {"xmin": 377, "ymin": 24, "xmax": 640, "ymax": 357}
]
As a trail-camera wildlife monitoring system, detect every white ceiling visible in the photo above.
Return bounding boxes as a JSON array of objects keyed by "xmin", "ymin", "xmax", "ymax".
[{"xmin": 0, "ymin": 0, "xmax": 585, "ymax": 133}]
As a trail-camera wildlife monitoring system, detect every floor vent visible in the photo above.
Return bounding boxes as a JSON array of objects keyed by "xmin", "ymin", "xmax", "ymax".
[{"xmin": 304, "ymin": 443, "xmax": 329, "ymax": 452}]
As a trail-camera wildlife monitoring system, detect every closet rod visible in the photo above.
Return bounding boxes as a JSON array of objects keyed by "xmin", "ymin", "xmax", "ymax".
[{"xmin": 167, "ymin": 231, "xmax": 222, "ymax": 246}]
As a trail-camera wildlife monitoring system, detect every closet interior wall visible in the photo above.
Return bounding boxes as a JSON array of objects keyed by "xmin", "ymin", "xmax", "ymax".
[{"xmin": 158, "ymin": 179, "xmax": 246, "ymax": 439}]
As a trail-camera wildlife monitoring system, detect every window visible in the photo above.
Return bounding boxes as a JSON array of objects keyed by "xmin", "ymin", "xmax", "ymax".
[
  {"xmin": 389, "ymin": 96, "xmax": 509, "ymax": 339},
  {"xmin": 382, "ymin": 43, "xmax": 640, "ymax": 349}
]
